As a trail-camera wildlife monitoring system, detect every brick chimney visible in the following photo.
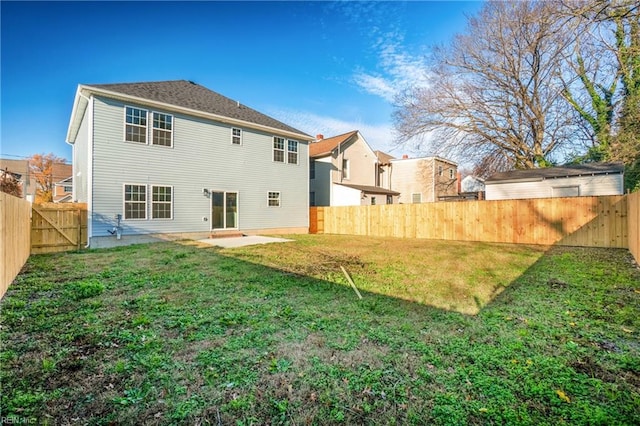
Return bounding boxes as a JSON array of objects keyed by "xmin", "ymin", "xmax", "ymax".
[
  {"xmin": 316, "ymin": 134, "xmax": 324, "ymax": 141},
  {"xmin": 402, "ymin": 154, "xmax": 409, "ymax": 159},
  {"xmin": 457, "ymin": 172, "xmax": 462, "ymax": 194}
]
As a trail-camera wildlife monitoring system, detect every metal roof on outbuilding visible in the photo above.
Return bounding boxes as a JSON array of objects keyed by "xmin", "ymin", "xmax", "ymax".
[{"xmin": 485, "ymin": 162, "xmax": 624, "ymax": 184}]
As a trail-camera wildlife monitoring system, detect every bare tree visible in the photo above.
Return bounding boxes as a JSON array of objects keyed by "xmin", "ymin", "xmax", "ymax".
[
  {"xmin": 558, "ymin": 0, "xmax": 640, "ymax": 189},
  {"xmin": 394, "ymin": 1, "xmax": 578, "ymax": 170},
  {"xmin": 559, "ymin": 1, "xmax": 639, "ymax": 152}
]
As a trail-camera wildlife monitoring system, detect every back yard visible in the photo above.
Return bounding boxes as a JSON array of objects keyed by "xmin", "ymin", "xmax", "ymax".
[{"xmin": 1, "ymin": 235, "xmax": 638, "ymax": 424}]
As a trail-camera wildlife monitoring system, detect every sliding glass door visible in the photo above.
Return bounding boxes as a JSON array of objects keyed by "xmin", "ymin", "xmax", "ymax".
[{"xmin": 211, "ymin": 191, "xmax": 238, "ymax": 229}]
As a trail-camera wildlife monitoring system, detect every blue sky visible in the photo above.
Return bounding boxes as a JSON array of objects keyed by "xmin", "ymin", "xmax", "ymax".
[{"xmin": 1, "ymin": 1, "xmax": 482, "ymax": 162}]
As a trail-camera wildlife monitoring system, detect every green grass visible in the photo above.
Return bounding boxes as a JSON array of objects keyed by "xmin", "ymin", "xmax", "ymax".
[{"xmin": 1, "ymin": 235, "xmax": 639, "ymax": 424}]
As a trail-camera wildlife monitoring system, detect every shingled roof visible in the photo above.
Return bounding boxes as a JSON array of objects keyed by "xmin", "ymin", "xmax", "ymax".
[
  {"xmin": 486, "ymin": 162, "xmax": 624, "ymax": 183},
  {"xmin": 82, "ymin": 80, "xmax": 311, "ymax": 138},
  {"xmin": 309, "ymin": 131, "xmax": 358, "ymax": 158}
]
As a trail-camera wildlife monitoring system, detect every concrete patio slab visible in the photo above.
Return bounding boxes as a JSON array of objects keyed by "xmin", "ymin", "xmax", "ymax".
[{"xmin": 198, "ymin": 235, "xmax": 293, "ymax": 248}]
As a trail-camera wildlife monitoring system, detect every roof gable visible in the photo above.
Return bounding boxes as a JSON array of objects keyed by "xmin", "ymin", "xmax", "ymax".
[
  {"xmin": 486, "ymin": 162, "xmax": 624, "ymax": 183},
  {"xmin": 71, "ymin": 80, "xmax": 311, "ymax": 141},
  {"xmin": 374, "ymin": 150, "xmax": 395, "ymax": 164},
  {"xmin": 309, "ymin": 131, "xmax": 358, "ymax": 158}
]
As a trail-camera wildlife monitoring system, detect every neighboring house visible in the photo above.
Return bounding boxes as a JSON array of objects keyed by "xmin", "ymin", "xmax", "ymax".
[
  {"xmin": 66, "ymin": 80, "xmax": 313, "ymax": 248},
  {"xmin": 54, "ymin": 176, "xmax": 73, "ymax": 203},
  {"xmin": 461, "ymin": 175, "xmax": 486, "ymax": 193},
  {"xmin": 309, "ymin": 131, "xmax": 399, "ymax": 206},
  {"xmin": 484, "ymin": 162, "xmax": 624, "ymax": 200},
  {"xmin": 377, "ymin": 154, "xmax": 458, "ymax": 203},
  {"xmin": 0, "ymin": 159, "xmax": 33, "ymax": 201},
  {"xmin": 0, "ymin": 159, "xmax": 72, "ymax": 202}
]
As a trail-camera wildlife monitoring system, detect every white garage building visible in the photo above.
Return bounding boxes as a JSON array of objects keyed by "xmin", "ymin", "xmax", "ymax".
[{"xmin": 485, "ymin": 162, "xmax": 624, "ymax": 200}]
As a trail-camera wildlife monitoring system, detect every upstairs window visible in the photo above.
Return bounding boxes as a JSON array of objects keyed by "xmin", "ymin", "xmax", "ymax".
[
  {"xmin": 124, "ymin": 184, "xmax": 147, "ymax": 220},
  {"xmin": 273, "ymin": 137, "xmax": 285, "ymax": 162},
  {"xmin": 438, "ymin": 165, "xmax": 443, "ymax": 176},
  {"xmin": 152, "ymin": 113, "xmax": 173, "ymax": 147},
  {"xmin": 287, "ymin": 140, "xmax": 298, "ymax": 164},
  {"xmin": 231, "ymin": 128, "xmax": 242, "ymax": 145},
  {"xmin": 449, "ymin": 168, "xmax": 455, "ymax": 179},
  {"xmin": 125, "ymin": 107, "xmax": 147, "ymax": 143}
]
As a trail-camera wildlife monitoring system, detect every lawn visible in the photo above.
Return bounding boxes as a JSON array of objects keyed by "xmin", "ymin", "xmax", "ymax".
[{"xmin": 1, "ymin": 235, "xmax": 638, "ymax": 425}]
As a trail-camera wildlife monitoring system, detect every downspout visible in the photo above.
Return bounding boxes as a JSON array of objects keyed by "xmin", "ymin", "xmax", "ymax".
[
  {"xmin": 432, "ymin": 159, "xmax": 436, "ymax": 202},
  {"xmin": 85, "ymin": 93, "xmax": 94, "ymax": 248},
  {"xmin": 339, "ymin": 141, "xmax": 343, "ymax": 183}
]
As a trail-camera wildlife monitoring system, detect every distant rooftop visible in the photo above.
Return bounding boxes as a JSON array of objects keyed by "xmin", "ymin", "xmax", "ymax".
[
  {"xmin": 309, "ymin": 131, "xmax": 358, "ymax": 158},
  {"xmin": 486, "ymin": 162, "xmax": 624, "ymax": 183}
]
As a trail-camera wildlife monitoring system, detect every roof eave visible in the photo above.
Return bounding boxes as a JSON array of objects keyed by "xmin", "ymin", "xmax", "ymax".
[
  {"xmin": 79, "ymin": 85, "xmax": 313, "ymax": 142},
  {"xmin": 485, "ymin": 177, "xmax": 544, "ymax": 184},
  {"xmin": 66, "ymin": 87, "xmax": 90, "ymax": 144},
  {"xmin": 487, "ymin": 169, "xmax": 624, "ymax": 184}
]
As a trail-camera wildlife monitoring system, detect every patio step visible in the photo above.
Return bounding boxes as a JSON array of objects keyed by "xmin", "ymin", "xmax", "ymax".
[{"xmin": 209, "ymin": 231, "xmax": 244, "ymax": 239}]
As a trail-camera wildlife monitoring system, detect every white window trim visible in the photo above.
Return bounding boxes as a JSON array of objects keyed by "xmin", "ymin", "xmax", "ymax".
[
  {"xmin": 287, "ymin": 139, "xmax": 299, "ymax": 165},
  {"xmin": 231, "ymin": 127, "xmax": 243, "ymax": 146},
  {"xmin": 343, "ymin": 159, "xmax": 350, "ymax": 180},
  {"xmin": 268, "ymin": 191, "xmax": 281, "ymax": 207},
  {"xmin": 124, "ymin": 106, "xmax": 148, "ymax": 145},
  {"xmin": 273, "ymin": 136, "xmax": 285, "ymax": 163},
  {"xmin": 150, "ymin": 184, "xmax": 173, "ymax": 220},
  {"xmin": 449, "ymin": 169, "xmax": 455, "ymax": 179},
  {"xmin": 123, "ymin": 106, "xmax": 173, "ymax": 148},
  {"xmin": 151, "ymin": 112, "xmax": 174, "ymax": 148},
  {"xmin": 123, "ymin": 183, "xmax": 148, "ymax": 221}
]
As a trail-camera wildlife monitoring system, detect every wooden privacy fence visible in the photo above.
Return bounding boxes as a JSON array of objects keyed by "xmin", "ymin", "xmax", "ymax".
[
  {"xmin": 310, "ymin": 195, "xmax": 634, "ymax": 250},
  {"xmin": 1, "ymin": 193, "xmax": 31, "ymax": 299},
  {"xmin": 628, "ymin": 191, "xmax": 639, "ymax": 263},
  {"xmin": 31, "ymin": 203, "xmax": 87, "ymax": 254}
]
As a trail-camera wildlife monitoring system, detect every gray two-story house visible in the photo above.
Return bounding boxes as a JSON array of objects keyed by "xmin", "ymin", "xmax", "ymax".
[{"xmin": 66, "ymin": 80, "xmax": 312, "ymax": 248}]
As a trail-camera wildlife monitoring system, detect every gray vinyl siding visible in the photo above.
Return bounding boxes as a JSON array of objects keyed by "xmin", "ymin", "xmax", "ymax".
[
  {"xmin": 90, "ymin": 96, "xmax": 309, "ymax": 238},
  {"xmin": 73, "ymin": 105, "xmax": 90, "ymax": 202},
  {"xmin": 485, "ymin": 174, "xmax": 624, "ymax": 200}
]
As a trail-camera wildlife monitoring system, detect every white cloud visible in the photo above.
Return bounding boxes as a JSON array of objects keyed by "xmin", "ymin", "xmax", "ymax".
[
  {"xmin": 352, "ymin": 73, "xmax": 396, "ymax": 102},
  {"xmin": 353, "ymin": 32, "xmax": 431, "ymax": 102}
]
